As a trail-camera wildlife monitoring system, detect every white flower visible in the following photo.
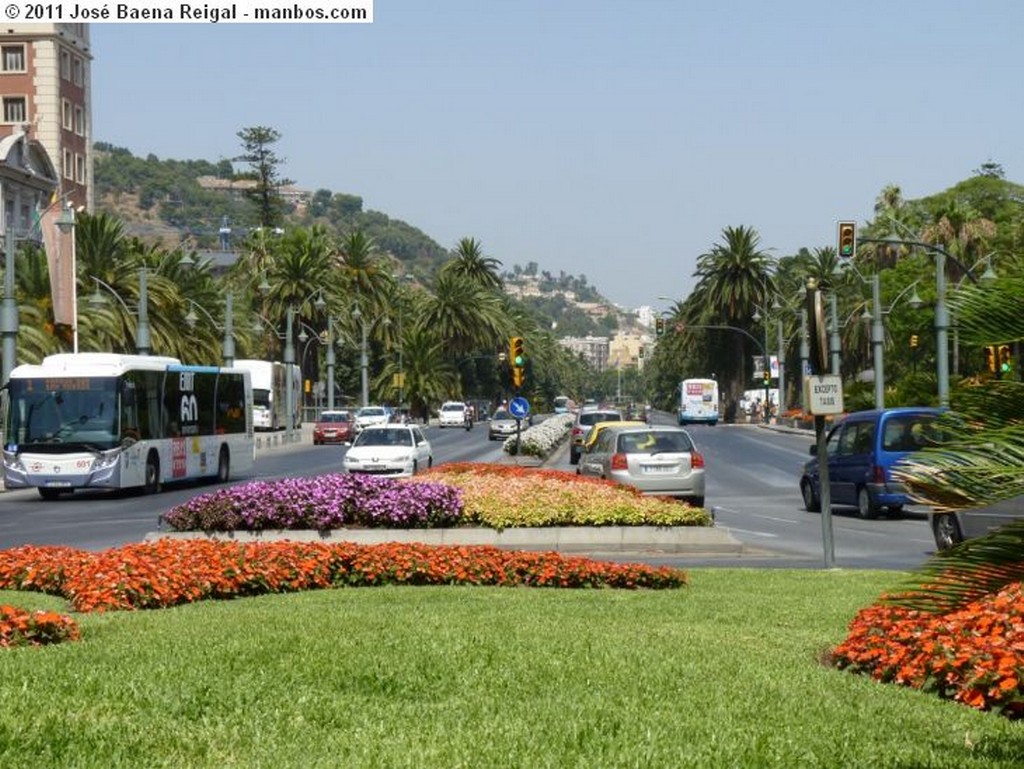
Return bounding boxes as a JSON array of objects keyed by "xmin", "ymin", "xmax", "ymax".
[{"xmin": 503, "ymin": 413, "xmax": 574, "ymax": 457}]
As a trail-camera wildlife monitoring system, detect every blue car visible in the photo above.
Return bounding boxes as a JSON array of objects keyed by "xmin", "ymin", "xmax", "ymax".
[{"xmin": 799, "ymin": 407, "xmax": 945, "ymax": 519}]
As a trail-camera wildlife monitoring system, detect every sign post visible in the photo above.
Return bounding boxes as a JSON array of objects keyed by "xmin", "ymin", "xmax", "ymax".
[{"xmin": 509, "ymin": 397, "xmax": 530, "ymax": 456}]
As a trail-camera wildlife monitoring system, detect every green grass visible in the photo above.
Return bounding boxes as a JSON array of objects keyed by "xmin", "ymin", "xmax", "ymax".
[{"xmin": 1, "ymin": 570, "xmax": 1022, "ymax": 768}]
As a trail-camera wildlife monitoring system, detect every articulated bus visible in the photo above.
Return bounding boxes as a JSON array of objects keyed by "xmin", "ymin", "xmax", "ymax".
[{"xmin": 1, "ymin": 353, "xmax": 255, "ymax": 499}]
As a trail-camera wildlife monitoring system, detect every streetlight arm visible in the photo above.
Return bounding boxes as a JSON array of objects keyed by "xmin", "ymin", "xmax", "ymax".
[{"xmin": 89, "ymin": 275, "xmax": 135, "ymax": 316}]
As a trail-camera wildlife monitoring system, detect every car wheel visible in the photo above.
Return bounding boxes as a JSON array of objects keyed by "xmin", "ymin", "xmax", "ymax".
[
  {"xmin": 857, "ymin": 486, "xmax": 878, "ymax": 519},
  {"xmin": 217, "ymin": 446, "xmax": 230, "ymax": 484},
  {"xmin": 800, "ymin": 479, "xmax": 820, "ymax": 513},
  {"xmin": 932, "ymin": 513, "xmax": 963, "ymax": 551},
  {"xmin": 144, "ymin": 452, "xmax": 161, "ymax": 495}
]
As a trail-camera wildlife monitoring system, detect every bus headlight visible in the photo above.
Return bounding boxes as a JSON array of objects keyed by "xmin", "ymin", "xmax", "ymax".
[
  {"xmin": 92, "ymin": 449, "xmax": 120, "ymax": 471},
  {"xmin": 3, "ymin": 450, "xmax": 23, "ymax": 471}
]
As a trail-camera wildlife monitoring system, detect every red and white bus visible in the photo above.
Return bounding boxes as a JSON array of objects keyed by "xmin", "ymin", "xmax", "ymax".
[{"xmin": 2, "ymin": 353, "xmax": 254, "ymax": 499}]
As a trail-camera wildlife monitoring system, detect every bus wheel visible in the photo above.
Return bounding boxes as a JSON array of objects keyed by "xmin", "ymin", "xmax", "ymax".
[
  {"xmin": 38, "ymin": 488, "xmax": 62, "ymax": 501},
  {"xmin": 144, "ymin": 452, "xmax": 161, "ymax": 495},
  {"xmin": 217, "ymin": 446, "xmax": 231, "ymax": 483}
]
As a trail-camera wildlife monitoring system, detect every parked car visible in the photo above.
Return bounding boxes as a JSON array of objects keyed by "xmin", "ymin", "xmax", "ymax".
[
  {"xmin": 342, "ymin": 424, "xmax": 433, "ymax": 478},
  {"xmin": 577, "ymin": 425, "xmax": 705, "ymax": 507},
  {"xmin": 799, "ymin": 407, "xmax": 945, "ymax": 519},
  {"xmin": 438, "ymin": 401, "xmax": 473, "ymax": 430},
  {"xmin": 312, "ymin": 410, "xmax": 354, "ymax": 445},
  {"xmin": 353, "ymin": 405, "xmax": 391, "ymax": 433},
  {"xmin": 930, "ymin": 495, "xmax": 1024, "ymax": 551},
  {"xmin": 488, "ymin": 408, "xmax": 519, "ymax": 441},
  {"xmin": 569, "ymin": 408, "xmax": 623, "ymax": 464}
]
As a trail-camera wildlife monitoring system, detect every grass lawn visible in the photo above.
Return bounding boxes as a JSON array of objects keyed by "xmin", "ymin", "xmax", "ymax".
[{"xmin": 1, "ymin": 569, "xmax": 1021, "ymax": 768}]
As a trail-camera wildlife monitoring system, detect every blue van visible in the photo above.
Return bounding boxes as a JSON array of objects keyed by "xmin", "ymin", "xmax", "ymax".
[{"xmin": 799, "ymin": 407, "xmax": 944, "ymax": 519}]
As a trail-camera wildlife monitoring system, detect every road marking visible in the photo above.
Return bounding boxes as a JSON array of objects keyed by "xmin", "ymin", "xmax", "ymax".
[{"xmin": 720, "ymin": 526, "xmax": 779, "ymax": 538}]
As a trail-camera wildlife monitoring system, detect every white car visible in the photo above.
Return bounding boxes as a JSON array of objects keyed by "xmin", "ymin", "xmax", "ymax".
[
  {"xmin": 353, "ymin": 405, "xmax": 390, "ymax": 433},
  {"xmin": 342, "ymin": 424, "xmax": 433, "ymax": 478},
  {"xmin": 438, "ymin": 401, "xmax": 472, "ymax": 429}
]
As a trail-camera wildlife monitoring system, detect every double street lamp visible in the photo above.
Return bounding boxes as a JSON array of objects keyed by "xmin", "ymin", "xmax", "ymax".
[
  {"xmin": 88, "ymin": 268, "xmax": 152, "ymax": 355},
  {"xmin": 351, "ymin": 306, "xmax": 390, "ymax": 407},
  {"xmin": 184, "ymin": 294, "xmax": 235, "ymax": 367}
]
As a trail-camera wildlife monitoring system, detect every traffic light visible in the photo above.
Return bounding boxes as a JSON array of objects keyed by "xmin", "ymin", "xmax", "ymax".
[
  {"xmin": 999, "ymin": 345, "xmax": 1012, "ymax": 376},
  {"xmin": 763, "ymin": 366, "xmax": 771, "ymax": 386},
  {"xmin": 837, "ymin": 221, "xmax": 857, "ymax": 258},
  {"xmin": 909, "ymin": 334, "xmax": 919, "ymax": 348},
  {"xmin": 986, "ymin": 345, "xmax": 997, "ymax": 373},
  {"xmin": 655, "ymin": 317, "xmax": 665, "ymax": 336},
  {"xmin": 509, "ymin": 336, "xmax": 525, "ymax": 388}
]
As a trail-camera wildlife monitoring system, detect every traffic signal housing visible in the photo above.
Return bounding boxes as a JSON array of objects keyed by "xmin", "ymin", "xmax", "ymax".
[
  {"xmin": 986, "ymin": 345, "xmax": 997, "ymax": 373},
  {"xmin": 838, "ymin": 221, "xmax": 857, "ymax": 258},
  {"xmin": 999, "ymin": 345, "xmax": 1012, "ymax": 377},
  {"xmin": 509, "ymin": 336, "xmax": 526, "ymax": 388},
  {"xmin": 910, "ymin": 334, "xmax": 919, "ymax": 348},
  {"xmin": 655, "ymin": 317, "xmax": 665, "ymax": 336},
  {"xmin": 763, "ymin": 366, "xmax": 771, "ymax": 386}
]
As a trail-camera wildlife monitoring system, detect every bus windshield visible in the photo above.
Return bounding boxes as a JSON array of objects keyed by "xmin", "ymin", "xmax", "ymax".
[{"xmin": 5, "ymin": 376, "xmax": 120, "ymax": 451}]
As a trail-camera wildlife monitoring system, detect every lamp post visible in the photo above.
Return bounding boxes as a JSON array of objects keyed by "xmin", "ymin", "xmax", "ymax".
[
  {"xmin": 350, "ymin": 306, "xmax": 390, "ymax": 408},
  {"xmin": 88, "ymin": 268, "xmax": 152, "ymax": 355},
  {"xmin": 184, "ymin": 294, "xmax": 235, "ymax": 367},
  {"xmin": 54, "ymin": 203, "xmax": 78, "ymax": 354},
  {"xmin": 1, "ymin": 228, "xmax": 17, "ymax": 384}
]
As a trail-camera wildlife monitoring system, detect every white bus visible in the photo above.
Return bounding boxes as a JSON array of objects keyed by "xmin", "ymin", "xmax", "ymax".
[
  {"xmin": 678, "ymin": 378, "xmax": 720, "ymax": 426},
  {"xmin": 233, "ymin": 359, "xmax": 301, "ymax": 431},
  {"xmin": 1, "ymin": 353, "xmax": 254, "ymax": 499}
]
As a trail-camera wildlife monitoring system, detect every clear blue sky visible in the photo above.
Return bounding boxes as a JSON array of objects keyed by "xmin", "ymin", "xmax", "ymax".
[{"xmin": 90, "ymin": 1, "xmax": 1024, "ymax": 309}]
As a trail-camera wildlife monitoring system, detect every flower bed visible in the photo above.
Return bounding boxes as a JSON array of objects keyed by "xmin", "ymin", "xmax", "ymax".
[
  {"xmin": 831, "ymin": 582, "xmax": 1024, "ymax": 719},
  {"xmin": 0, "ymin": 539, "xmax": 687, "ymax": 645},
  {"xmin": 160, "ymin": 463, "xmax": 710, "ymax": 532},
  {"xmin": 502, "ymin": 413, "xmax": 574, "ymax": 457}
]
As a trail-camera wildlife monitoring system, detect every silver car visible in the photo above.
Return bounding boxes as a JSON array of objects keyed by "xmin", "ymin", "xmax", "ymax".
[
  {"xmin": 577, "ymin": 425, "xmax": 705, "ymax": 507},
  {"xmin": 930, "ymin": 495, "xmax": 1024, "ymax": 551},
  {"xmin": 488, "ymin": 408, "xmax": 519, "ymax": 441}
]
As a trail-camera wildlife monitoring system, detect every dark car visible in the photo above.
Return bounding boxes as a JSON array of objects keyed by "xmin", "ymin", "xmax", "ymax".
[
  {"xmin": 312, "ymin": 410, "xmax": 355, "ymax": 445},
  {"xmin": 799, "ymin": 407, "xmax": 944, "ymax": 519}
]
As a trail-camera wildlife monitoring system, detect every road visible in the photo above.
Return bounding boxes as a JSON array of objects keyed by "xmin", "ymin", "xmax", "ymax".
[{"xmin": 0, "ymin": 416, "xmax": 940, "ymax": 570}]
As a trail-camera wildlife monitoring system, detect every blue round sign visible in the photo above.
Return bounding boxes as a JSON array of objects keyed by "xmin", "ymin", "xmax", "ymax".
[{"xmin": 509, "ymin": 397, "xmax": 530, "ymax": 419}]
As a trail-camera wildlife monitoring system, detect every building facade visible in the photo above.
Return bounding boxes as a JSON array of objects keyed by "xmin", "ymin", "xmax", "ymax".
[{"xmin": 0, "ymin": 23, "xmax": 92, "ymax": 225}]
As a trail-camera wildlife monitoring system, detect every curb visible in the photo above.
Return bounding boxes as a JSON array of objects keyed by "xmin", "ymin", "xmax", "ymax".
[{"xmin": 146, "ymin": 525, "xmax": 744, "ymax": 555}]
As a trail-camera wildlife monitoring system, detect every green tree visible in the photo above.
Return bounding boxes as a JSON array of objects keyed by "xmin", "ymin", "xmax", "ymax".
[
  {"xmin": 441, "ymin": 237, "xmax": 503, "ymax": 292},
  {"xmin": 235, "ymin": 126, "xmax": 292, "ymax": 229}
]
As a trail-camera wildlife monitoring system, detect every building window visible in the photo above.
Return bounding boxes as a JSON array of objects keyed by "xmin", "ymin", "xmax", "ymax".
[
  {"xmin": 60, "ymin": 50, "xmax": 70, "ymax": 80},
  {"xmin": 75, "ymin": 154, "xmax": 85, "ymax": 184},
  {"xmin": 2, "ymin": 96, "xmax": 26, "ymax": 123},
  {"xmin": 1, "ymin": 45, "xmax": 25, "ymax": 73},
  {"xmin": 62, "ymin": 99, "xmax": 72, "ymax": 130},
  {"xmin": 72, "ymin": 56, "xmax": 83, "ymax": 86},
  {"xmin": 63, "ymin": 149, "xmax": 73, "ymax": 180},
  {"xmin": 74, "ymin": 105, "xmax": 85, "ymax": 135}
]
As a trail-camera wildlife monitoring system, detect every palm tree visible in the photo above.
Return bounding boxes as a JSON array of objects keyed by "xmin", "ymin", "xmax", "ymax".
[
  {"xmin": 689, "ymin": 226, "xmax": 775, "ymax": 409},
  {"xmin": 442, "ymin": 237, "xmax": 503, "ymax": 291}
]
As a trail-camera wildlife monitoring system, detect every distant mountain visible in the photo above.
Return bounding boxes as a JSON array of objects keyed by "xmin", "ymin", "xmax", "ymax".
[{"xmin": 93, "ymin": 142, "xmax": 626, "ymax": 336}]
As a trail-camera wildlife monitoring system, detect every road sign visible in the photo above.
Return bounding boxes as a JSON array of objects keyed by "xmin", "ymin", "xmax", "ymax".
[
  {"xmin": 804, "ymin": 374, "xmax": 844, "ymax": 415},
  {"xmin": 509, "ymin": 397, "xmax": 530, "ymax": 420}
]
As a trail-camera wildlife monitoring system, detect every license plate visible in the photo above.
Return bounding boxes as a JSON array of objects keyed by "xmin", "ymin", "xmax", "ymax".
[
  {"xmin": 44, "ymin": 480, "xmax": 73, "ymax": 487},
  {"xmin": 641, "ymin": 465, "xmax": 674, "ymax": 474},
  {"xmin": 364, "ymin": 465, "xmax": 385, "ymax": 471}
]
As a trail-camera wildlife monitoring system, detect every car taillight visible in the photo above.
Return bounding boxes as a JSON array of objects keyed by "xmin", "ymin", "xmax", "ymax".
[
  {"xmin": 611, "ymin": 453, "xmax": 628, "ymax": 470},
  {"xmin": 690, "ymin": 451, "xmax": 705, "ymax": 469},
  {"xmin": 572, "ymin": 427, "xmax": 583, "ymax": 436},
  {"xmin": 871, "ymin": 464, "xmax": 886, "ymax": 483}
]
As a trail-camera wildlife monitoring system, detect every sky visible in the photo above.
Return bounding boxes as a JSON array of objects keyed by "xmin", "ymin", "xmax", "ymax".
[{"xmin": 89, "ymin": 0, "xmax": 1024, "ymax": 310}]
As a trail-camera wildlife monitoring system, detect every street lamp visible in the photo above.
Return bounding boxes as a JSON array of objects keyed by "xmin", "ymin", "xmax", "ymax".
[
  {"xmin": 87, "ymin": 268, "xmax": 152, "ymax": 355},
  {"xmin": 350, "ymin": 305, "xmax": 390, "ymax": 408},
  {"xmin": 184, "ymin": 295, "xmax": 235, "ymax": 367},
  {"xmin": 834, "ymin": 260, "xmax": 923, "ymax": 410},
  {"xmin": 54, "ymin": 203, "xmax": 78, "ymax": 354}
]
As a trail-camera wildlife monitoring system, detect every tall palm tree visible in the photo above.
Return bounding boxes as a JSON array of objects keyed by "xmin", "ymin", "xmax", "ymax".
[
  {"xmin": 690, "ymin": 225, "xmax": 775, "ymax": 407},
  {"xmin": 418, "ymin": 270, "xmax": 507, "ymax": 362},
  {"xmin": 442, "ymin": 237, "xmax": 503, "ymax": 291}
]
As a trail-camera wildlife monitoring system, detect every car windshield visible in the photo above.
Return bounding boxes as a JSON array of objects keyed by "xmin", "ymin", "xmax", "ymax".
[
  {"xmin": 355, "ymin": 428, "xmax": 412, "ymax": 447},
  {"xmin": 617, "ymin": 431, "xmax": 693, "ymax": 453},
  {"xmin": 319, "ymin": 413, "xmax": 349, "ymax": 423},
  {"xmin": 442, "ymin": 404, "xmax": 465, "ymax": 412},
  {"xmin": 357, "ymin": 408, "xmax": 385, "ymax": 418},
  {"xmin": 492, "ymin": 410, "xmax": 513, "ymax": 420},
  {"xmin": 579, "ymin": 412, "xmax": 621, "ymax": 426}
]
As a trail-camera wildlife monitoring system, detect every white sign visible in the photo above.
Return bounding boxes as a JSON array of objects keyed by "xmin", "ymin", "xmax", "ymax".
[{"xmin": 804, "ymin": 375, "xmax": 844, "ymax": 415}]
